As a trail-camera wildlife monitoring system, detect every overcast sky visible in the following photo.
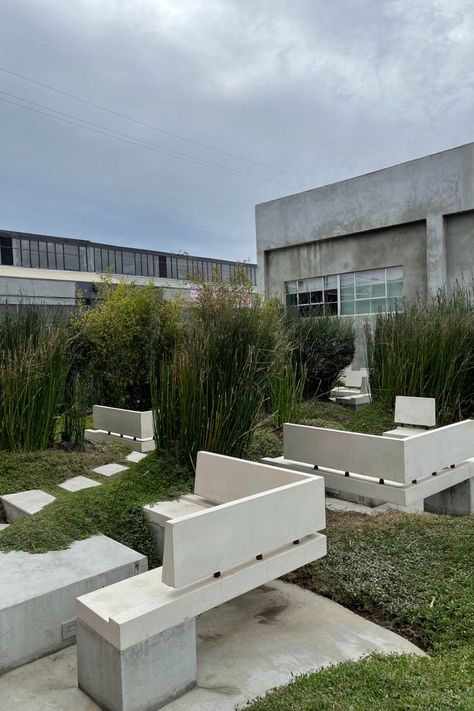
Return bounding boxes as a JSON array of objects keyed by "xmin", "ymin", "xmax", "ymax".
[{"xmin": 0, "ymin": 1, "xmax": 473, "ymax": 262}]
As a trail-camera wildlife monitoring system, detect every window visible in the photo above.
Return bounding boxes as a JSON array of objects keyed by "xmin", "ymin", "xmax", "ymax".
[{"xmin": 286, "ymin": 266, "xmax": 404, "ymax": 316}]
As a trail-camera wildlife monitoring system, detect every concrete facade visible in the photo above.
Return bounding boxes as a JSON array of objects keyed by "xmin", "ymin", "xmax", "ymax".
[{"xmin": 256, "ymin": 142, "xmax": 474, "ymax": 304}]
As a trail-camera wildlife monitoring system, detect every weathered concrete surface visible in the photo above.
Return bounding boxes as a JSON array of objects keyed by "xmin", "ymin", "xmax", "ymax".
[
  {"xmin": 1, "ymin": 489, "xmax": 56, "ymax": 522},
  {"xmin": 92, "ymin": 462, "xmax": 128, "ymax": 478},
  {"xmin": 58, "ymin": 476, "xmax": 101, "ymax": 492},
  {"xmin": 0, "ymin": 581, "xmax": 424, "ymax": 710},
  {"xmin": 0, "ymin": 536, "xmax": 147, "ymax": 674},
  {"xmin": 424, "ymin": 476, "xmax": 474, "ymax": 516}
]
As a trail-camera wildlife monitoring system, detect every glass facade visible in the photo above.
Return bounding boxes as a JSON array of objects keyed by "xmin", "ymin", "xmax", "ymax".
[
  {"xmin": 0, "ymin": 230, "xmax": 257, "ymax": 286},
  {"xmin": 286, "ymin": 266, "xmax": 404, "ymax": 315}
]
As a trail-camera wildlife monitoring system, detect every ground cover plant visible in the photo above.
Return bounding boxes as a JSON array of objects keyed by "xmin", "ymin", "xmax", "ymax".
[
  {"xmin": 0, "ymin": 452, "xmax": 191, "ymax": 566},
  {"xmin": 367, "ymin": 286, "xmax": 474, "ymax": 424},
  {"xmin": 243, "ymin": 510, "xmax": 474, "ymax": 710}
]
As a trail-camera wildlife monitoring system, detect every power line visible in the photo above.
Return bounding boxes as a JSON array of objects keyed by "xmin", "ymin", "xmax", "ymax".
[
  {"xmin": 0, "ymin": 64, "xmax": 309, "ymax": 183},
  {"xmin": 0, "ymin": 92, "xmax": 299, "ymax": 189}
]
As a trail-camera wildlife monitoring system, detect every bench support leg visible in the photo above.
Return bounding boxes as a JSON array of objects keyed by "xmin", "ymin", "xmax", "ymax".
[
  {"xmin": 424, "ymin": 477, "xmax": 474, "ymax": 516},
  {"xmin": 77, "ymin": 618, "xmax": 197, "ymax": 711}
]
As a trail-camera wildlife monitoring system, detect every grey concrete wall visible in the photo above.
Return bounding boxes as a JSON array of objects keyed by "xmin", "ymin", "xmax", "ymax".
[
  {"xmin": 265, "ymin": 222, "xmax": 427, "ymax": 303},
  {"xmin": 445, "ymin": 210, "xmax": 474, "ymax": 289},
  {"xmin": 256, "ymin": 142, "xmax": 474, "ymax": 298}
]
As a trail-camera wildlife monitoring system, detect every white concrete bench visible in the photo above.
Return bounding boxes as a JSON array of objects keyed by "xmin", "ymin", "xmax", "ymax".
[
  {"xmin": 263, "ymin": 421, "xmax": 474, "ymax": 514},
  {"xmin": 76, "ymin": 452, "xmax": 326, "ymax": 711},
  {"xmin": 383, "ymin": 396, "xmax": 436, "ymax": 439},
  {"xmin": 85, "ymin": 405, "xmax": 155, "ymax": 453},
  {"xmin": 330, "ymin": 369, "xmax": 371, "ymax": 409}
]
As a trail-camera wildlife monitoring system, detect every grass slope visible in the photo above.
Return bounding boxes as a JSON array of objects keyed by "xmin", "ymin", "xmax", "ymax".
[{"xmin": 0, "ymin": 452, "xmax": 192, "ymax": 565}]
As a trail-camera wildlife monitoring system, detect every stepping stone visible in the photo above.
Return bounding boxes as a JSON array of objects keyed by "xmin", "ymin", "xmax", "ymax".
[
  {"xmin": 126, "ymin": 451, "xmax": 147, "ymax": 463},
  {"xmin": 1, "ymin": 490, "xmax": 56, "ymax": 523},
  {"xmin": 92, "ymin": 463, "xmax": 128, "ymax": 478},
  {"xmin": 58, "ymin": 476, "xmax": 101, "ymax": 492},
  {"xmin": 0, "ymin": 524, "xmax": 9, "ymax": 531}
]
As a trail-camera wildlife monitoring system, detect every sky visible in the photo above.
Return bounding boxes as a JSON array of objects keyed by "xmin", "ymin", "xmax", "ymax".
[{"xmin": 0, "ymin": 1, "xmax": 473, "ymax": 263}]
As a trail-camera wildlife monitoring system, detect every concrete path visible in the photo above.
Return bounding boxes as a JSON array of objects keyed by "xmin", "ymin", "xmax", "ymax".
[{"xmin": 0, "ymin": 581, "xmax": 424, "ymax": 711}]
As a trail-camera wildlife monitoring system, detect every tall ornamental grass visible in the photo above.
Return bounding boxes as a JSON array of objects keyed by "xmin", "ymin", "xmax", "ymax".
[
  {"xmin": 152, "ymin": 271, "xmax": 284, "ymax": 463},
  {"xmin": 0, "ymin": 310, "xmax": 71, "ymax": 450},
  {"xmin": 366, "ymin": 288, "xmax": 474, "ymax": 425}
]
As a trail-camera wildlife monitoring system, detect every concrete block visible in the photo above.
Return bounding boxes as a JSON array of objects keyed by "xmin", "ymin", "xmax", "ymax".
[
  {"xmin": 0, "ymin": 536, "xmax": 147, "ymax": 674},
  {"xmin": 144, "ymin": 498, "xmax": 214, "ymax": 560},
  {"xmin": 395, "ymin": 396, "xmax": 436, "ymax": 427},
  {"xmin": 424, "ymin": 475, "xmax": 474, "ymax": 515},
  {"xmin": 58, "ymin": 476, "xmax": 101, "ymax": 492},
  {"xmin": 77, "ymin": 618, "xmax": 197, "ymax": 711},
  {"xmin": 93, "ymin": 405, "xmax": 154, "ymax": 440},
  {"xmin": 0, "ymin": 524, "xmax": 9, "ymax": 531},
  {"xmin": 126, "ymin": 451, "xmax": 148, "ymax": 463},
  {"xmin": 1, "ymin": 490, "xmax": 56, "ymax": 522},
  {"xmin": 93, "ymin": 463, "xmax": 128, "ymax": 478},
  {"xmin": 85, "ymin": 429, "xmax": 155, "ymax": 452}
]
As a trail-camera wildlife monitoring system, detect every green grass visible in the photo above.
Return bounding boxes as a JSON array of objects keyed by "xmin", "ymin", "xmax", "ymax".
[
  {"xmin": 244, "ymin": 511, "xmax": 474, "ymax": 710},
  {"xmin": 0, "ymin": 441, "xmax": 131, "ymax": 504},
  {"xmin": 0, "ymin": 452, "xmax": 192, "ymax": 564}
]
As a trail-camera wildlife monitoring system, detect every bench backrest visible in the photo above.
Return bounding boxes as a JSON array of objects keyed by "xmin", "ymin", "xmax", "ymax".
[
  {"xmin": 342, "ymin": 368, "xmax": 367, "ymax": 388},
  {"xmin": 162, "ymin": 471, "xmax": 325, "ymax": 588},
  {"xmin": 93, "ymin": 405, "xmax": 154, "ymax": 439},
  {"xmin": 194, "ymin": 451, "xmax": 313, "ymax": 503},
  {"xmin": 395, "ymin": 396, "xmax": 436, "ymax": 427},
  {"xmin": 283, "ymin": 420, "xmax": 474, "ymax": 484}
]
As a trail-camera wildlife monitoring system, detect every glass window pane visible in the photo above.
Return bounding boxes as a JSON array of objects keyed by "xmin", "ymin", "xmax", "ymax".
[
  {"xmin": 387, "ymin": 280, "xmax": 403, "ymax": 298},
  {"xmin": 370, "ymin": 297, "xmax": 387, "ymax": 314},
  {"xmin": 340, "ymin": 285, "xmax": 354, "ymax": 301},
  {"xmin": 310, "ymin": 290, "xmax": 323, "ymax": 304},
  {"xmin": 324, "ymin": 275, "xmax": 337, "ymax": 289},
  {"xmin": 47, "ymin": 242, "xmax": 56, "ymax": 269},
  {"xmin": 30, "ymin": 241, "xmax": 39, "ymax": 268},
  {"xmin": 340, "ymin": 272, "xmax": 354, "ymax": 287},
  {"xmin": 55, "ymin": 243, "xmax": 64, "ymax": 270},
  {"xmin": 286, "ymin": 293, "xmax": 297, "ymax": 307},
  {"xmin": 387, "ymin": 266, "xmax": 403, "ymax": 282},
  {"xmin": 340, "ymin": 300, "xmax": 354, "ymax": 315},
  {"xmin": 21, "ymin": 239, "xmax": 31, "ymax": 267},
  {"xmin": 306, "ymin": 277, "xmax": 323, "ymax": 291},
  {"xmin": 286, "ymin": 282, "xmax": 297, "ymax": 294},
  {"xmin": 355, "ymin": 300, "xmax": 370, "ymax": 315},
  {"xmin": 64, "ymin": 245, "xmax": 80, "ymax": 270},
  {"xmin": 298, "ymin": 291, "xmax": 310, "ymax": 305},
  {"xmin": 122, "ymin": 251, "xmax": 135, "ymax": 275}
]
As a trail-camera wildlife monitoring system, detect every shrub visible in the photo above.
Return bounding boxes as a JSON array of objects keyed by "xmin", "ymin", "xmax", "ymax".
[
  {"xmin": 268, "ymin": 356, "xmax": 305, "ymax": 428},
  {"xmin": 366, "ymin": 287, "xmax": 474, "ymax": 424},
  {"xmin": 0, "ymin": 309, "xmax": 71, "ymax": 451},
  {"xmin": 153, "ymin": 270, "xmax": 283, "ymax": 463},
  {"xmin": 288, "ymin": 311, "xmax": 355, "ymax": 399},
  {"xmin": 77, "ymin": 279, "xmax": 182, "ymax": 410}
]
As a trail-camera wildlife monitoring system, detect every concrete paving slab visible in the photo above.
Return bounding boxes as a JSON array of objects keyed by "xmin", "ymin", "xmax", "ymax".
[
  {"xmin": 126, "ymin": 451, "xmax": 148, "ymax": 463},
  {"xmin": 1, "ymin": 490, "xmax": 56, "ymax": 522},
  {"xmin": 58, "ymin": 476, "xmax": 101, "ymax": 492},
  {"xmin": 0, "ymin": 580, "xmax": 424, "ymax": 711},
  {"xmin": 92, "ymin": 463, "xmax": 128, "ymax": 478},
  {"xmin": 0, "ymin": 523, "xmax": 9, "ymax": 530}
]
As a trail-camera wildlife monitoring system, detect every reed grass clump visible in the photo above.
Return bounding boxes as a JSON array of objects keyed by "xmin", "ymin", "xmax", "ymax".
[
  {"xmin": 367, "ymin": 287, "xmax": 474, "ymax": 424},
  {"xmin": 0, "ymin": 309, "xmax": 71, "ymax": 451}
]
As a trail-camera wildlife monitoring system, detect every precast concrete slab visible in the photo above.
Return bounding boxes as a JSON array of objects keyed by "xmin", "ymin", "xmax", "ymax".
[
  {"xmin": 0, "ymin": 524, "xmax": 9, "ymax": 530},
  {"xmin": 92, "ymin": 463, "xmax": 128, "ymax": 478},
  {"xmin": 126, "ymin": 451, "xmax": 147, "ymax": 463},
  {"xmin": 0, "ymin": 581, "xmax": 424, "ymax": 711},
  {"xmin": 58, "ymin": 476, "xmax": 101, "ymax": 492},
  {"xmin": 1, "ymin": 489, "xmax": 56, "ymax": 522},
  {"xmin": 0, "ymin": 535, "xmax": 147, "ymax": 674}
]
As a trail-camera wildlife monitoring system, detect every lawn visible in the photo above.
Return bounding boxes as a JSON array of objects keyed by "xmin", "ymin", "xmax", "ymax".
[{"xmin": 243, "ymin": 511, "xmax": 474, "ymax": 711}]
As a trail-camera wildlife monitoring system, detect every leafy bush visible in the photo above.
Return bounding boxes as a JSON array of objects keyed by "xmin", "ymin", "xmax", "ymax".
[
  {"xmin": 77, "ymin": 279, "xmax": 182, "ymax": 410},
  {"xmin": 0, "ymin": 309, "xmax": 71, "ymax": 451},
  {"xmin": 153, "ymin": 271, "xmax": 283, "ymax": 463},
  {"xmin": 288, "ymin": 311, "xmax": 355, "ymax": 399},
  {"xmin": 367, "ymin": 287, "xmax": 474, "ymax": 424}
]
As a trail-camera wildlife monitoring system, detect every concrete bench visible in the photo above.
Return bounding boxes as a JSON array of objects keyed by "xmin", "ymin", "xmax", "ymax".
[
  {"xmin": 85, "ymin": 405, "xmax": 155, "ymax": 452},
  {"xmin": 330, "ymin": 369, "xmax": 371, "ymax": 409},
  {"xmin": 383, "ymin": 396, "xmax": 436, "ymax": 439},
  {"xmin": 263, "ymin": 421, "xmax": 474, "ymax": 514},
  {"xmin": 76, "ymin": 452, "xmax": 327, "ymax": 711},
  {"xmin": 0, "ymin": 536, "xmax": 147, "ymax": 674}
]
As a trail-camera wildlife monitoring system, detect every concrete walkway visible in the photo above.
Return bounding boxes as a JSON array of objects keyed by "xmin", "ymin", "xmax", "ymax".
[{"xmin": 0, "ymin": 580, "xmax": 424, "ymax": 711}]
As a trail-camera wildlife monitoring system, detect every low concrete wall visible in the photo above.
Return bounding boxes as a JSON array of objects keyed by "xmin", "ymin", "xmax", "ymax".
[{"xmin": 0, "ymin": 536, "xmax": 147, "ymax": 674}]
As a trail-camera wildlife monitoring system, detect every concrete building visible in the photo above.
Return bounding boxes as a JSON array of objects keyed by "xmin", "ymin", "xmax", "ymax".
[
  {"xmin": 0, "ymin": 230, "xmax": 256, "ymax": 307},
  {"xmin": 255, "ymin": 142, "xmax": 474, "ymax": 319}
]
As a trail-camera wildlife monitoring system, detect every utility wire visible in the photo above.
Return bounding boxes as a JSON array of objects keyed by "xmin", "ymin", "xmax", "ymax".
[
  {"xmin": 0, "ymin": 93, "xmax": 299, "ymax": 189},
  {"xmin": 0, "ymin": 64, "xmax": 309, "ymax": 183}
]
